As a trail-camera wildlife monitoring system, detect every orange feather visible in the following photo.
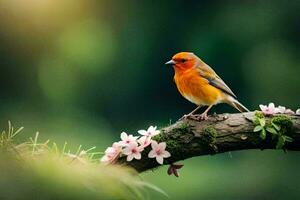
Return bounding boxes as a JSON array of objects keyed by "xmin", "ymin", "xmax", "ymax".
[{"xmin": 174, "ymin": 68, "xmax": 223, "ymax": 106}]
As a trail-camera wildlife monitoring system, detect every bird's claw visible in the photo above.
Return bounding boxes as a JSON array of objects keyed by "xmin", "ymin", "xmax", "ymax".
[
  {"xmin": 179, "ymin": 114, "xmax": 192, "ymax": 121},
  {"xmin": 179, "ymin": 113, "xmax": 208, "ymax": 121},
  {"xmin": 195, "ymin": 113, "xmax": 208, "ymax": 121}
]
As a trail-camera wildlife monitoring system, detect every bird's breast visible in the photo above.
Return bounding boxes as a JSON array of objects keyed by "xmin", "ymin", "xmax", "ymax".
[{"xmin": 174, "ymin": 71, "xmax": 223, "ymax": 105}]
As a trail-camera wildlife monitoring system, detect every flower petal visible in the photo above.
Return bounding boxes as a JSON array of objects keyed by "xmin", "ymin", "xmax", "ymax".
[
  {"xmin": 173, "ymin": 168, "xmax": 179, "ymax": 177},
  {"xmin": 134, "ymin": 153, "xmax": 141, "ymax": 160},
  {"xmin": 148, "ymin": 126, "xmax": 155, "ymax": 132},
  {"xmin": 151, "ymin": 140, "xmax": 158, "ymax": 149},
  {"xmin": 131, "ymin": 141, "xmax": 138, "ymax": 148},
  {"xmin": 112, "ymin": 142, "xmax": 120, "ymax": 149},
  {"xmin": 138, "ymin": 136, "xmax": 151, "ymax": 147},
  {"xmin": 269, "ymin": 103, "xmax": 275, "ymax": 109},
  {"xmin": 158, "ymin": 142, "xmax": 166, "ymax": 150},
  {"xmin": 162, "ymin": 150, "xmax": 171, "ymax": 158},
  {"xmin": 105, "ymin": 147, "xmax": 115, "ymax": 154},
  {"xmin": 277, "ymin": 106, "xmax": 286, "ymax": 114},
  {"xmin": 138, "ymin": 130, "xmax": 147, "ymax": 136},
  {"xmin": 148, "ymin": 150, "xmax": 156, "ymax": 158},
  {"xmin": 138, "ymin": 146, "xmax": 144, "ymax": 152},
  {"xmin": 259, "ymin": 105, "xmax": 266, "ymax": 111},
  {"xmin": 120, "ymin": 132, "xmax": 127, "ymax": 140},
  {"xmin": 122, "ymin": 147, "xmax": 131, "ymax": 155},
  {"xmin": 137, "ymin": 136, "xmax": 145, "ymax": 144},
  {"xmin": 128, "ymin": 134, "xmax": 138, "ymax": 141},
  {"xmin": 156, "ymin": 156, "xmax": 164, "ymax": 164},
  {"xmin": 285, "ymin": 109, "xmax": 295, "ymax": 114},
  {"xmin": 126, "ymin": 154, "xmax": 134, "ymax": 162},
  {"xmin": 118, "ymin": 141, "xmax": 128, "ymax": 147},
  {"xmin": 167, "ymin": 165, "xmax": 173, "ymax": 175},
  {"xmin": 173, "ymin": 164, "xmax": 184, "ymax": 169}
]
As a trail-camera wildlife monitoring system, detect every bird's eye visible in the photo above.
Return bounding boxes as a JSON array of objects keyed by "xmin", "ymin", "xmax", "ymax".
[{"xmin": 181, "ymin": 59, "xmax": 187, "ymax": 63}]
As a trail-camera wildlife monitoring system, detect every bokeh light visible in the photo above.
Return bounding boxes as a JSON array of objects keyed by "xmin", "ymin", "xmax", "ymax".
[{"xmin": 57, "ymin": 20, "xmax": 116, "ymax": 72}]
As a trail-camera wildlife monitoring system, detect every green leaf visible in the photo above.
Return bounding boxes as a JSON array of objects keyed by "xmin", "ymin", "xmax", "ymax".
[
  {"xmin": 283, "ymin": 135, "xmax": 294, "ymax": 143},
  {"xmin": 254, "ymin": 126, "xmax": 263, "ymax": 132},
  {"xmin": 260, "ymin": 129, "xmax": 266, "ymax": 140},
  {"xmin": 266, "ymin": 127, "xmax": 277, "ymax": 135},
  {"xmin": 258, "ymin": 118, "xmax": 266, "ymax": 127},
  {"xmin": 276, "ymin": 136, "xmax": 285, "ymax": 149},
  {"xmin": 271, "ymin": 122, "xmax": 281, "ymax": 131}
]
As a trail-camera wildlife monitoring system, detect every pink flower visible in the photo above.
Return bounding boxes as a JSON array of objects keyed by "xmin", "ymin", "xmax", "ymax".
[
  {"xmin": 259, "ymin": 103, "xmax": 277, "ymax": 115},
  {"xmin": 123, "ymin": 142, "xmax": 144, "ymax": 161},
  {"xmin": 137, "ymin": 126, "xmax": 160, "ymax": 148},
  {"xmin": 285, "ymin": 109, "xmax": 295, "ymax": 114},
  {"xmin": 118, "ymin": 132, "xmax": 138, "ymax": 147},
  {"xmin": 276, "ymin": 106, "xmax": 295, "ymax": 114},
  {"xmin": 137, "ymin": 136, "xmax": 152, "ymax": 148},
  {"xmin": 148, "ymin": 141, "xmax": 171, "ymax": 164},
  {"xmin": 101, "ymin": 142, "xmax": 122, "ymax": 164},
  {"xmin": 296, "ymin": 109, "xmax": 300, "ymax": 115},
  {"xmin": 276, "ymin": 106, "xmax": 286, "ymax": 114},
  {"xmin": 138, "ymin": 126, "xmax": 160, "ymax": 137}
]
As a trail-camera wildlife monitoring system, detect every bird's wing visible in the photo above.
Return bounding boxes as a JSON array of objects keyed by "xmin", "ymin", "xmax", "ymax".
[{"xmin": 196, "ymin": 64, "xmax": 237, "ymax": 98}]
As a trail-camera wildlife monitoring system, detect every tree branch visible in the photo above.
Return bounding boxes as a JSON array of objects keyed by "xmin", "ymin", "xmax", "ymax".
[{"xmin": 117, "ymin": 112, "xmax": 300, "ymax": 172}]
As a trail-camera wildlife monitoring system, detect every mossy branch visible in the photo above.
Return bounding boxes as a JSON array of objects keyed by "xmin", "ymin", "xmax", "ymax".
[{"xmin": 117, "ymin": 112, "xmax": 300, "ymax": 172}]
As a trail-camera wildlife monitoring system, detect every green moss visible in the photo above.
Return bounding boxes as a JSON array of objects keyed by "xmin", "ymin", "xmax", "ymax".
[
  {"xmin": 166, "ymin": 139, "xmax": 181, "ymax": 153},
  {"xmin": 252, "ymin": 112, "xmax": 294, "ymax": 150},
  {"xmin": 262, "ymin": 115, "xmax": 293, "ymax": 149},
  {"xmin": 255, "ymin": 111, "xmax": 265, "ymax": 119},
  {"xmin": 204, "ymin": 126, "xmax": 218, "ymax": 139},
  {"xmin": 170, "ymin": 122, "xmax": 191, "ymax": 136},
  {"xmin": 253, "ymin": 111, "xmax": 265, "ymax": 126},
  {"xmin": 152, "ymin": 134, "xmax": 163, "ymax": 142},
  {"xmin": 179, "ymin": 122, "xmax": 191, "ymax": 131},
  {"xmin": 271, "ymin": 115, "xmax": 293, "ymax": 129},
  {"xmin": 271, "ymin": 115, "xmax": 293, "ymax": 137},
  {"xmin": 202, "ymin": 126, "xmax": 218, "ymax": 152},
  {"xmin": 152, "ymin": 134, "xmax": 183, "ymax": 162}
]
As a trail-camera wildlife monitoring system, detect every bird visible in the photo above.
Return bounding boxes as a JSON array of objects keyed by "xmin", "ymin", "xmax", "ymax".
[{"xmin": 165, "ymin": 52, "xmax": 249, "ymax": 120}]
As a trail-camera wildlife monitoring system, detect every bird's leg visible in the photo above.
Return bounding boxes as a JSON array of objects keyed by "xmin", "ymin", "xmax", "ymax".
[
  {"xmin": 187, "ymin": 105, "xmax": 203, "ymax": 116},
  {"xmin": 179, "ymin": 105, "xmax": 202, "ymax": 120},
  {"xmin": 197, "ymin": 105, "xmax": 213, "ymax": 120}
]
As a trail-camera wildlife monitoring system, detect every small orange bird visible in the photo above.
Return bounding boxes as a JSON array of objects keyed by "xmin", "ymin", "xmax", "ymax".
[{"xmin": 165, "ymin": 52, "xmax": 249, "ymax": 120}]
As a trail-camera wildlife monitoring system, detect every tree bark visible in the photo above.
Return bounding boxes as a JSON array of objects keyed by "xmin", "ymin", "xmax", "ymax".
[{"xmin": 117, "ymin": 112, "xmax": 300, "ymax": 172}]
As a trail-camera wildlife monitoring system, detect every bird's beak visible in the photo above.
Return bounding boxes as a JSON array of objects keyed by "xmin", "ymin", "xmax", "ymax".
[{"xmin": 165, "ymin": 60, "xmax": 175, "ymax": 65}]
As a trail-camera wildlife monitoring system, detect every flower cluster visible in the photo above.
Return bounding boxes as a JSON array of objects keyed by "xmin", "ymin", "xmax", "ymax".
[
  {"xmin": 259, "ymin": 103, "xmax": 298, "ymax": 115},
  {"xmin": 101, "ymin": 126, "xmax": 171, "ymax": 165}
]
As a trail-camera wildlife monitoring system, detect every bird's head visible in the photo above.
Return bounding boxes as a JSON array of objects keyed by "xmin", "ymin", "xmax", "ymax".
[{"xmin": 165, "ymin": 52, "xmax": 199, "ymax": 71}]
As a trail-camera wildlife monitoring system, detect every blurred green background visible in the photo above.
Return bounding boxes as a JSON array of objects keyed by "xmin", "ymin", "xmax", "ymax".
[{"xmin": 0, "ymin": 0, "xmax": 299, "ymax": 199}]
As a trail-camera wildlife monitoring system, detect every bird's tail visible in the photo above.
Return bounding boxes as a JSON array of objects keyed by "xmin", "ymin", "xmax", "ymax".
[{"xmin": 226, "ymin": 96, "xmax": 249, "ymax": 113}]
